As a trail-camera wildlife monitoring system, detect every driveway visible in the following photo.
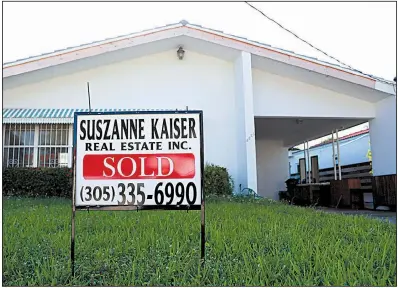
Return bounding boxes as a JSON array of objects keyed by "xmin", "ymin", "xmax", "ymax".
[{"xmin": 316, "ymin": 207, "xmax": 397, "ymax": 224}]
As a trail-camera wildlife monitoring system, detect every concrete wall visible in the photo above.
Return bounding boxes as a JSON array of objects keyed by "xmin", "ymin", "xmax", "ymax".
[
  {"xmin": 289, "ymin": 133, "xmax": 370, "ymax": 174},
  {"xmin": 369, "ymin": 96, "xmax": 397, "ymax": 176},
  {"xmin": 256, "ymin": 139, "xmax": 289, "ymax": 199},
  {"xmin": 252, "ymin": 69, "xmax": 375, "ymax": 118},
  {"xmin": 3, "ymin": 50, "xmax": 242, "ymax": 187}
]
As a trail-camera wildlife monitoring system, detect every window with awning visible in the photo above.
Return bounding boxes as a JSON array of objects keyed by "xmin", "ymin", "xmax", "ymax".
[
  {"xmin": 3, "ymin": 108, "xmax": 91, "ymax": 168},
  {"xmin": 2, "ymin": 108, "xmax": 178, "ymax": 168}
]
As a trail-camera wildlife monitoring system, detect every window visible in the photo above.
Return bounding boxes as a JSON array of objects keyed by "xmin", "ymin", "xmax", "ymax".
[
  {"xmin": 3, "ymin": 123, "xmax": 71, "ymax": 168},
  {"xmin": 37, "ymin": 124, "xmax": 70, "ymax": 167},
  {"xmin": 3, "ymin": 124, "xmax": 35, "ymax": 167}
]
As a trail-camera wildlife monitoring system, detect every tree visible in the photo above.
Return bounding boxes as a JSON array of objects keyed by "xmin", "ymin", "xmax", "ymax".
[{"xmin": 367, "ymin": 141, "xmax": 373, "ymax": 174}]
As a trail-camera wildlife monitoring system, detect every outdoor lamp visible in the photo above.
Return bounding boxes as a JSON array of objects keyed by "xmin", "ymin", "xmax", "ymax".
[{"xmin": 177, "ymin": 47, "xmax": 185, "ymax": 60}]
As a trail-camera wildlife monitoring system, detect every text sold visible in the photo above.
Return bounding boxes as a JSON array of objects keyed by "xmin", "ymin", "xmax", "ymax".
[{"xmin": 82, "ymin": 153, "xmax": 195, "ymax": 180}]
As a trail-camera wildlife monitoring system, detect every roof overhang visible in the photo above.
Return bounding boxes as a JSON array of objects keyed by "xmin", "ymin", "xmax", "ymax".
[
  {"xmin": 3, "ymin": 21, "xmax": 396, "ymax": 96},
  {"xmin": 255, "ymin": 117, "xmax": 369, "ymax": 148}
]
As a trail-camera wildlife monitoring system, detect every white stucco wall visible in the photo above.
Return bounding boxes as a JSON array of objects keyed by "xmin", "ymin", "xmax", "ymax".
[
  {"xmin": 3, "ymin": 50, "xmax": 243, "ymax": 187},
  {"xmin": 252, "ymin": 69, "xmax": 376, "ymax": 118},
  {"xmin": 289, "ymin": 133, "xmax": 371, "ymax": 174},
  {"xmin": 369, "ymin": 96, "xmax": 397, "ymax": 176},
  {"xmin": 256, "ymin": 139, "xmax": 289, "ymax": 199}
]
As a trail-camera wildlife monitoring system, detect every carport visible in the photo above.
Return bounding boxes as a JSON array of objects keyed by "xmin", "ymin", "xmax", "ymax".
[
  {"xmin": 248, "ymin": 53, "xmax": 396, "ymax": 201},
  {"xmin": 254, "ymin": 117, "xmax": 369, "ymax": 199}
]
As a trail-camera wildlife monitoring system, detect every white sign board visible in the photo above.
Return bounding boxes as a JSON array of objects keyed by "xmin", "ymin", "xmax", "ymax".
[{"xmin": 73, "ymin": 111, "xmax": 203, "ymax": 210}]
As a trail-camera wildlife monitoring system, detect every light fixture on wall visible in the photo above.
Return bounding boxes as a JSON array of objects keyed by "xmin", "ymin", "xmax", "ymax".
[{"xmin": 177, "ymin": 46, "xmax": 185, "ymax": 60}]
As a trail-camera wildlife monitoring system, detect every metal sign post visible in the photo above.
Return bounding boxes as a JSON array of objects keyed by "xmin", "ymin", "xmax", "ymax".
[
  {"xmin": 199, "ymin": 111, "xmax": 205, "ymax": 266},
  {"xmin": 70, "ymin": 110, "xmax": 205, "ymax": 276},
  {"xmin": 71, "ymin": 148, "xmax": 76, "ymax": 277}
]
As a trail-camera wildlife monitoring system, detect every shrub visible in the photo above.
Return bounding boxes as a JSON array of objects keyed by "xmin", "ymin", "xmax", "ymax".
[
  {"xmin": 204, "ymin": 163, "xmax": 234, "ymax": 196},
  {"xmin": 367, "ymin": 143, "xmax": 373, "ymax": 174},
  {"xmin": 2, "ymin": 167, "xmax": 73, "ymax": 198}
]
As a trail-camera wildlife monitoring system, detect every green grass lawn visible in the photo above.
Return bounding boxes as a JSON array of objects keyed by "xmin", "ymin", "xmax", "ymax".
[{"xmin": 3, "ymin": 196, "xmax": 396, "ymax": 286}]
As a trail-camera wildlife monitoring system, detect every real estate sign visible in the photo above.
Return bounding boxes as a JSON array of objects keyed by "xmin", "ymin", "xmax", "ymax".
[
  {"xmin": 71, "ymin": 110, "xmax": 205, "ymax": 276},
  {"xmin": 73, "ymin": 111, "xmax": 204, "ymax": 210}
]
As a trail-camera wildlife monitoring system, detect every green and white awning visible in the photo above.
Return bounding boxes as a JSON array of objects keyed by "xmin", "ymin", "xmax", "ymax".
[{"xmin": 2, "ymin": 108, "xmax": 177, "ymax": 124}]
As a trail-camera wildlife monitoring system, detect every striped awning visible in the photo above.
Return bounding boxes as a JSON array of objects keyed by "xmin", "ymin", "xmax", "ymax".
[{"xmin": 2, "ymin": 108, "xmax": 179, "ymax": 124}]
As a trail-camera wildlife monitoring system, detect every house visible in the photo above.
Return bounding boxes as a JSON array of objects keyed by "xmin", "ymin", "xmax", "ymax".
[
  {"xmin": 289, "ymin": 128, "xmax": 371, "ymax": 175},
  {"xmin": 3, "ymin": 20, "xmax": 396, "ymax": 200}
]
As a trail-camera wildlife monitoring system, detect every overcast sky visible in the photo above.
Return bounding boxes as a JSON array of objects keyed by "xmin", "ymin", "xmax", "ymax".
[
  {"xmin": 3, "ymin": 2, "xmax": 396, "ymax": 80},
  {"xmin": 2, "ymin": 2, "xmax": 396, "ymax": 146}
]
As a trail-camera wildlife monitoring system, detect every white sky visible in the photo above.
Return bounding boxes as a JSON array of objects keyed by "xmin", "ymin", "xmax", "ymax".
[{"xmin": 2, "ymin": 1, "xmax": 396, "ymax": 147}]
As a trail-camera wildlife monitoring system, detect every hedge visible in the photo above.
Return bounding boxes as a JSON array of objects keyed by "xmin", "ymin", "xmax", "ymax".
[
  {"xmin": 2, "ymin": 168, "xmax": 73, "ymax": 198},
  {"xmin": 2, "ymin": 163, "xmax": 234, "ymax": 198}
]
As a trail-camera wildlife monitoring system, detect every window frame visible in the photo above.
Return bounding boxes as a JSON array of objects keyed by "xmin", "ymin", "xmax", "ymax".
[
  {"xmin": 37, "ymin": 123, "xmax": 71, "ymax": 168},
  {"xmin": 3, "ymin": 123, "xmax": 36, "ymax": 168}
]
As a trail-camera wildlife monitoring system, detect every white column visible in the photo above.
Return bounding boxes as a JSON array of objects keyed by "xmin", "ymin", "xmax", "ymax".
[
  {"xmin": 306, "ymin": 141, "xmax": 311, "ymax": 184},
  {"xmin": 332, "ymin": 131, "xmax": 337, "ymax": 180},
  {"xmin": 336, "ymin": 129, "xmax": 342, "ymax": 180},
  {"xmin": 369, "ymin": 96, "xmax": 397, "ymax": 176},
  {"xmin": 234, "ymin": 51, "xmax": 257, "ymax": 192}
]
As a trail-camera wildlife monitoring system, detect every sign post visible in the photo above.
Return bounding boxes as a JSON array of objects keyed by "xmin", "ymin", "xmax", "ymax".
[
  {"xmin": 71, "ymin": 110, "xmax": 205, "ymax": 276},
  {"xmin": 71, "ymin": 149, "xmax": 76, "ymax": 276}
]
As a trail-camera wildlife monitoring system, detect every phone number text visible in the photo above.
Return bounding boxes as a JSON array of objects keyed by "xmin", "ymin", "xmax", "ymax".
[{"xmin": 78, "ymin": 182, "xmax": 198, "ymax": 205}]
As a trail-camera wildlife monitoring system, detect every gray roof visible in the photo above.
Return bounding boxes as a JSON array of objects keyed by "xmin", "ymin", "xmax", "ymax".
[{"xmin": 3, "ymin": 20, "xmax": 395, "ymax": 84}]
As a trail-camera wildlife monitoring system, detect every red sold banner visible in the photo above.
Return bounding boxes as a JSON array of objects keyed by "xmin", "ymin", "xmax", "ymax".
[{"xmin": 82, "ymin": 153, "xmax": 196, "ymax": 180}]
